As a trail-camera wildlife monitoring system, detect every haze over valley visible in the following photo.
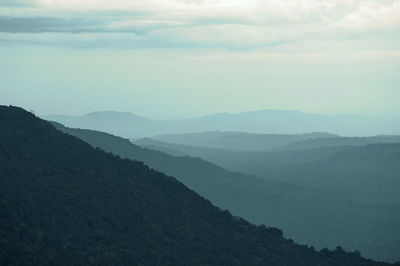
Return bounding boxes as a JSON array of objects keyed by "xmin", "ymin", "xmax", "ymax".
[
  {"xmin": 1, "ymin": 0, "xmax": 400, "ymax": 265},
  {"xmin": 51, "ymin": 119, "xmax": 400, "ymax": 262},
  {"xmin": 44, "ymin": 110, "xmax": 400, "ymax": 138}
]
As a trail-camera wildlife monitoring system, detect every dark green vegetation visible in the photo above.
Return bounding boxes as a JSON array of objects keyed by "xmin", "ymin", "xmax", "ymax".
[
  {"xmin": 135, "ymin": 139, "xmax": 400, "ymax": 262},
  {"xmin": 1, "ymin": 106, "xmax": 393, "ymax": 265},
  {"xmin": 53, "ymin": 122, "xmax": 400, "ymax": 262}
]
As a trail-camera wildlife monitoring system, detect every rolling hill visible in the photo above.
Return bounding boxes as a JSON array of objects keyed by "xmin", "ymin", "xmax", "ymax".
[
  {"xmin": 44, "ymin": 109, "xmax": 400, "ymax": 138},
  {"xmin": 279, "ymin": 135, "xmax": 400, "ymax": 151},
  {"xmin": 3, "ymin": 106, "xmax": 396, "ymax": 265},
  {"xmin": 152, "ymin": 131, "xmax": 338, "ymax": 151},
  {"xmin": 52, "ymin": 121, "xmax": 400, "ymax": 262},
  {"xmin": 135, "ymin": 137, "xmax": 400, "ymax": 196}
]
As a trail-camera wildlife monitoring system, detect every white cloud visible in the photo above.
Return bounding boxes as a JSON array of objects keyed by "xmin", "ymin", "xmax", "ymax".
[
  {"xmin": 1, "ymin": 0, "xmax": 399, "ymax": 49},
  {"xmin": 335, "ymin": 0, "xmax": 400, "ymax": 31}
]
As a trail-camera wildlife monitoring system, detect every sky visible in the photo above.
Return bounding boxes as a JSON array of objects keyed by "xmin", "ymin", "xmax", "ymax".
[{"xmin": 0, "ymin": 0, "xmax": 399, "ymax": 119}]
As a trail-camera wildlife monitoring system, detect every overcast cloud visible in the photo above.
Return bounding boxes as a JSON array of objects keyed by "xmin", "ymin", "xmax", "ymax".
[
  {"xmin": 1, "ymin": 0, "xmax": 399, "ymax": 119},
  {"xmin": 1, "ymin": 0, "xmax": 399, "ymax": 49}
]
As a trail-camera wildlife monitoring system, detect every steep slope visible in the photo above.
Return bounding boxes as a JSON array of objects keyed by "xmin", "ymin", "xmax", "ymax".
[
  {"xmin": 54, "ymin": 122, "xmax": 400, "ymax": 262},
  {"xmin": 135, "ymin": 138, "xmax": 400, "ymax": 262},
  {"xmin": 45, "ymin": 111, "xmax": 161, "ymax": 138},
  {"xmin": 2, "ymin": 106, "xmax": 391, "ymax": 265},
  {"xmin": 51, "ymin": 122, "xmax": 309, "ymax": 229}
]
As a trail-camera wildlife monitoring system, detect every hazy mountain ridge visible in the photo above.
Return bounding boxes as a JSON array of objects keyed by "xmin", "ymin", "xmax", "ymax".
[
  {"xmin": 135, "ymin": 137, "xmax": 400, "ymax": 193},
  {"xmin": 149, "ymin": 131, "xmax": 400, "ymax": 152},
  {"xmin": 43, "ymin": 109, "xmax": 400, "ymax": 138},
  {"xmin": 279, "ymin": 135, "xmax": 400, "ymax": 150},
  {"xmin": 135, "ymin": 137, "xmax": 346, "ymax": 172},
  {"xmin": 152, "ymin": 131, "xmax": 339, "ymax": 151},
  {"xmin": 52, "ymin": 121, "xmax": 400, "ymax": 262},
  {"xmin": 5, "ymin": 106, "xmax": 393, "ymax": 265},
  {"xmin": 45, "ymin": 111, "xmax": 161, "ymax": 138}
]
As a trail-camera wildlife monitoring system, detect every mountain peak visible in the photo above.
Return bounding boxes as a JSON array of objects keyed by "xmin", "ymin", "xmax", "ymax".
[{"xmin": 1, "ymin": 105, "xmax": 392, "ymax": 265}]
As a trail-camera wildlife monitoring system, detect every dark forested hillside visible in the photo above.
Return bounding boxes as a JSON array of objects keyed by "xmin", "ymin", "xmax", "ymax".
[
  {"xmin": 1, "ymin": 105, "xmax": 393, "ymax": 265},
  {"xmin": 53, "ymin": 121, "xmax": 400, "ymax": 262}
]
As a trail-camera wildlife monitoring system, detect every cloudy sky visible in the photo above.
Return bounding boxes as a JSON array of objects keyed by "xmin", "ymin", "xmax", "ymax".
[{"xmin": 1, "ymin": 0, "xmax": 399, "ymax": 119}]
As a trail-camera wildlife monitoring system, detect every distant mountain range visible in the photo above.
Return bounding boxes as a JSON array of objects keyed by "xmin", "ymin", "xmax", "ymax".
[
  {"xmin": 2, "ymin": 105, "xmax": 393, "ymax": 265},
  {"xmin": 151, "ymin": 131, "xmax": 339, "ymax": 151},
  {"xmin": 135, "ymin": 137, "xmax": 400, "ymax": 196},
  {"xmin": 149, "ymin": 131, "xmax": 400, "ymax": 152},
  {"xmin": 44, "ymin": 109, "xmax": 400, "ymax": 138},
  {"xmin": 52, "ymin": 121, "xmax": 400, "ymax": 262},
  {"xmin": 135, "ymin": 136, "xmax": 400, "ymax": 262},
  {"xmin": 279, "ymin": 135, "xmax": 400, "ymax": 150}
]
